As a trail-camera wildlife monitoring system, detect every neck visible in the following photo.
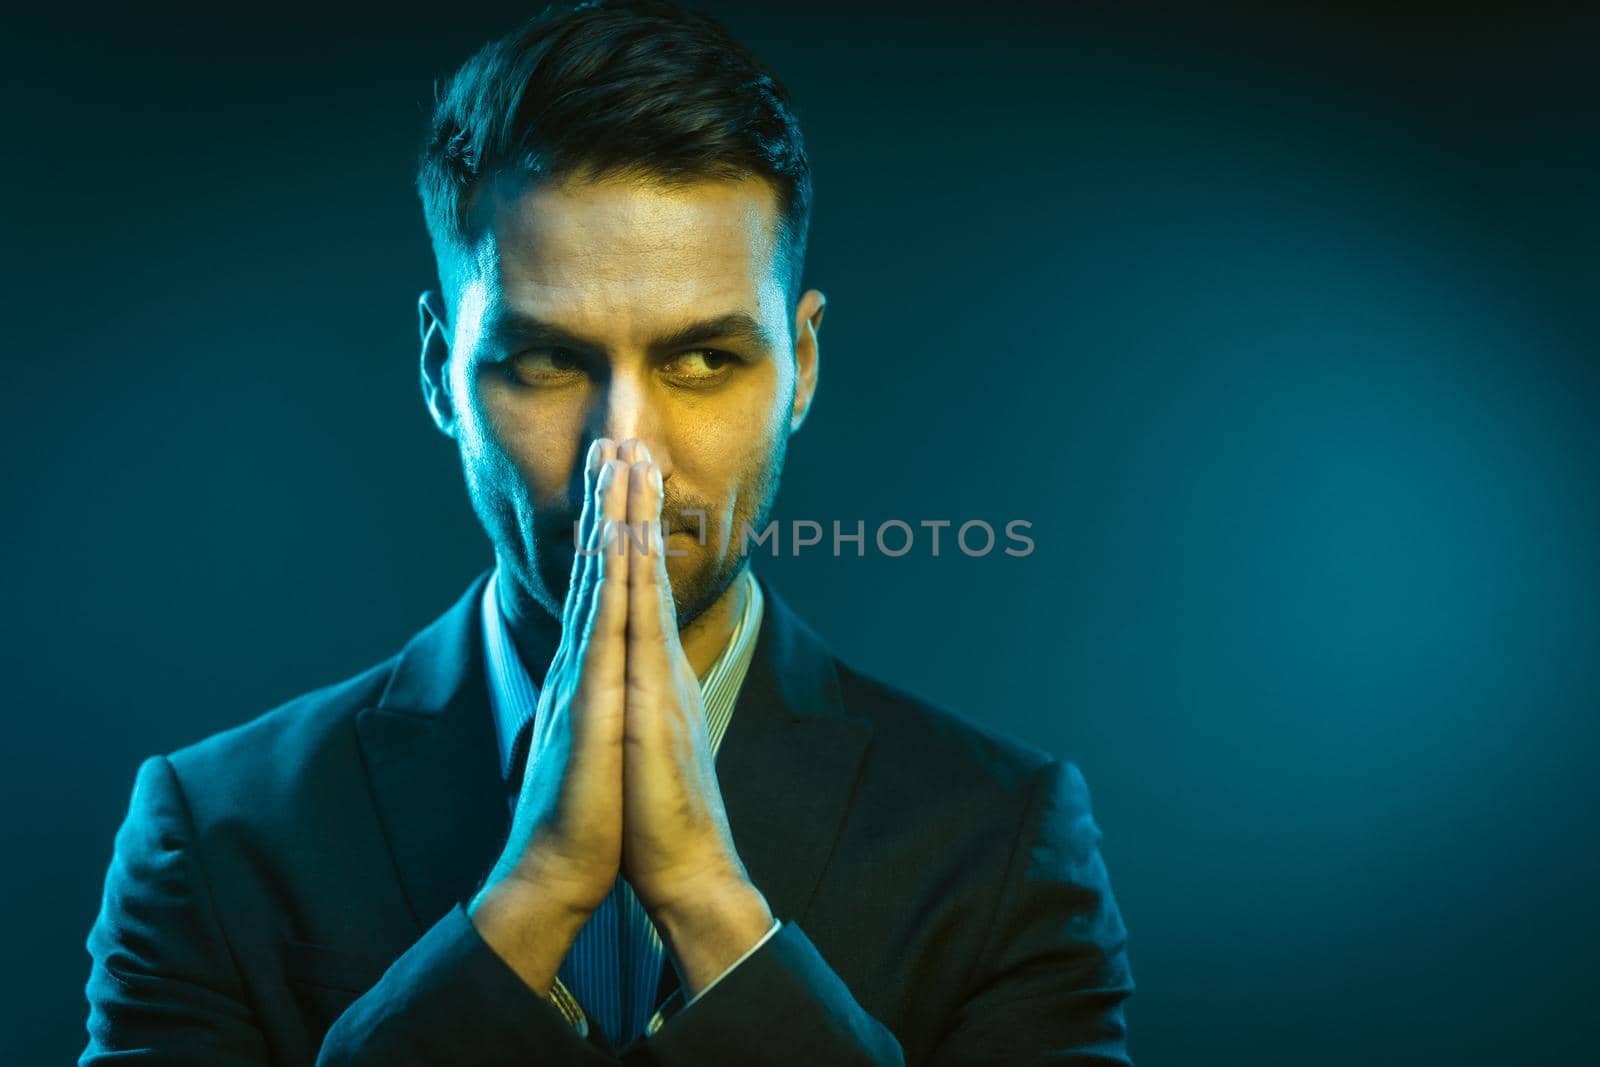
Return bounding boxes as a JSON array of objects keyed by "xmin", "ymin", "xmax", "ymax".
[
  {"xmin": 496, "ymin": 564, "xmax": 750, "ymax": 686},
  {"xmin": 679, "ymin": 567, "xmax": 751, "ymax": 681}
]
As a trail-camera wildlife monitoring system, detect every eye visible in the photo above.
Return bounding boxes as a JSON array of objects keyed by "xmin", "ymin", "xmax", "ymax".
[
  {"xmin": 506, "ymin": 348, "xmax": 584, "ymax": 387},
  {"xmin": 663, "ymin": 349, "xmax": 738, "ymax": 386}
]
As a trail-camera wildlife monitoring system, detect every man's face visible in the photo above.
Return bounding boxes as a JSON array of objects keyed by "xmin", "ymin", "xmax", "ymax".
[{"xmin": 423, "ymin": 174, "xmax": 820, "ymax": 629}]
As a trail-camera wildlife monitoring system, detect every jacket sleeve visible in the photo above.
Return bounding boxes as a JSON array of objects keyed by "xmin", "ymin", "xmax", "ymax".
[
  {"xmin": 627, "ymin": 919, "xmax": 906, "ymax": 1066},
  {"xmin": 82, "ymin": 756, "xmax": 271, "ymax": 1065},
  {"xmin": 633, "ymin": 759, "xmax": 1133, "ymax": 1067},
  {"xmin": 82, "ymin": 755, "xmax": 616, "ymax": 1067},
  {"xmin": 929, "ymin": 759, "xmax": 1135, "ymax": 1066},
  {"xmin": 316, "ymin": 904, "xmax": 616, "ymax": 1066}
]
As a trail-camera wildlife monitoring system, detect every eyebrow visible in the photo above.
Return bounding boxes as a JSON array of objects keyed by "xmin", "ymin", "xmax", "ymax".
[{"xmin": 486, "ymin": 310, "xmax": 778, "ymax": 355}]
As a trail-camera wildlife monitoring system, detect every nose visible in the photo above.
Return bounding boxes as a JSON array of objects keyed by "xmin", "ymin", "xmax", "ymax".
[{"xmin": 591, "ymin": 365, "xmax": 667, "ymax": 475}]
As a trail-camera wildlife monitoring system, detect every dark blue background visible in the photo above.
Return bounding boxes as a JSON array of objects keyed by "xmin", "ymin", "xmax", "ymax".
[{"xmin": 4, "ymin": 3, "xmax": 1596, "ymax": 1063}]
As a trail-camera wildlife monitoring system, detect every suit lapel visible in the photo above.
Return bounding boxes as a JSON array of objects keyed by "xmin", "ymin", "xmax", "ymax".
[
  {"xmin": 715, "ymin": 575, "xmax": 875, "ymax": 924},
  {"xmin": 355, "ymin": 570, "xmax": 510, "ymax": 932}
]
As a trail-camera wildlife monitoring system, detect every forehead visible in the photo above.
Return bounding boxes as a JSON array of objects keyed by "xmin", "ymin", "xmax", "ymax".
[{"xmin": 460, "ymin": 173, "xmax": 788, "ymax": 340}]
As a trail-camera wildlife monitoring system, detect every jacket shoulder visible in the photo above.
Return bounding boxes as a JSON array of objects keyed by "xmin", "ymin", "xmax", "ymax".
[
  {"xmin": 834, "ymin": 658, "xmax": 1060, "ymax": 801},
  {"xmin": 159, "ymin": 656, "xmax": 398, "ymax": 826}
]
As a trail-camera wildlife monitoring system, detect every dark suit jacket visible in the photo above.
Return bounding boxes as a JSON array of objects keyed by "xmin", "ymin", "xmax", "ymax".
[{"xmin": 82, "ymin": 571, "xmax": 1134, "ymax": 1065}]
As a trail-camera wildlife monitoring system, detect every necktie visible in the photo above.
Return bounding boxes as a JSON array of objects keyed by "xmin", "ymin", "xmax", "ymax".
[{"xmin": 505, "ymin": 717, "xmax": 664, "ymax": 1048}]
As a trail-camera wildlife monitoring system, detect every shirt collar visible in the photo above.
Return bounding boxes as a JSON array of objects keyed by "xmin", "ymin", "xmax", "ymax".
[{"xmin": 481, "ymin": 564, "xmax": 765, "ymax": 784}]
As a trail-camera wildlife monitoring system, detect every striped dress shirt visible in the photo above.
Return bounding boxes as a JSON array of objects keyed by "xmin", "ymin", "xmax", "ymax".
[{"xmin": 480, "ymin": 565, "xmax": 779, "ymax": 1047}]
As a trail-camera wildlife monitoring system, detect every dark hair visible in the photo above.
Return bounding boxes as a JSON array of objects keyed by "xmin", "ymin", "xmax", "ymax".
[{"xmin": 417, "ymin": 0, "xmax": 812, "ymax": 305}]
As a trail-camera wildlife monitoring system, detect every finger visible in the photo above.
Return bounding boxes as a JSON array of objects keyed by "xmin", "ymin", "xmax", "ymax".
[
  {"xmin": 559, "ymin": 437, "xmax": 602, "ymax": 637},
  {"xmin": 576, "ymin": 456, "xmax": 632, "ymax": 690},
  {"xmin": 615, "ymin": 438, "xmax": 650, "ymax": 573},
  {"xmin": 626, "ymin": 451, "xmax": 673, "ymax": 654},
  {"xmin": 564, "ymin": 437, "xmax": 615, "ymax": 639}
]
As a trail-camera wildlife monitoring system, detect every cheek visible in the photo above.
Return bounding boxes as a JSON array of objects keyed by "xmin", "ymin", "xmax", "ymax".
[
  {"xmin": 669, "ymin": 369, "xmax": 787, "ymax": 494},
  {"xmin": 463, "ymin": 375, "xmax": 587, "ymax": 504},
  {"xmin": 737, "ymin": 362, "xmax": 793, "ymax": 459}
]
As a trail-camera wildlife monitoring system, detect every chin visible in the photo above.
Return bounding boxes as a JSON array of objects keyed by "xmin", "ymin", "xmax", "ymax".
[{"xmin": 665, "ymin": 546, "xmax": 742, "ymax": 628}]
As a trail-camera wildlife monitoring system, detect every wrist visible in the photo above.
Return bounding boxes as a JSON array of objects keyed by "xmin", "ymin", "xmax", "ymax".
[
  {"xmin": 651, "ymin": 877, "xmax": 774, "ymax": 998},
  {"xmin": 468, "ymin": 875, "xmax": 594, "ymax": 995}
]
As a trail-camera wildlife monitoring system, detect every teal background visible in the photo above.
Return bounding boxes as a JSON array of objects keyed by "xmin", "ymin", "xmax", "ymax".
[{"xmin": 3, "ymin": 3, "xmax": 1596, "ymax": 1063}]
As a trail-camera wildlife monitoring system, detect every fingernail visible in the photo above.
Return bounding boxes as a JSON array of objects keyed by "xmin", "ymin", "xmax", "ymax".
[
  {"xmin": 586, "ymin": 439, "xmax": 603, "ymax": 474},
  {"xmin": 652, "ymin": 465, "xmax": 663, "ymax": 493},
  {"xmin": 597, "ymin": 460, "xmax": 615, "ymax": 489},
  {"xmin": 636, "ymin": 441, "xmax": 652, "ymax": 463}
]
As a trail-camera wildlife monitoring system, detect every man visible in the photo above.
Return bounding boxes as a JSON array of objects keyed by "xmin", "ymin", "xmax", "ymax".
[{"xmin": 81, "ymin": 2, "xmax": 1134, "ymax": 1063}]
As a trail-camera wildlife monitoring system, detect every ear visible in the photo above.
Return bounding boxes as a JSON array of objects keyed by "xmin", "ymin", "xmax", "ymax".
[
  {"xmin": 789, "ymin": 288, "xmax": 825, "ymax": 435},
  {"xmin": 418, "ymin": 290, "xmax": 457, "ymax": 438}
]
